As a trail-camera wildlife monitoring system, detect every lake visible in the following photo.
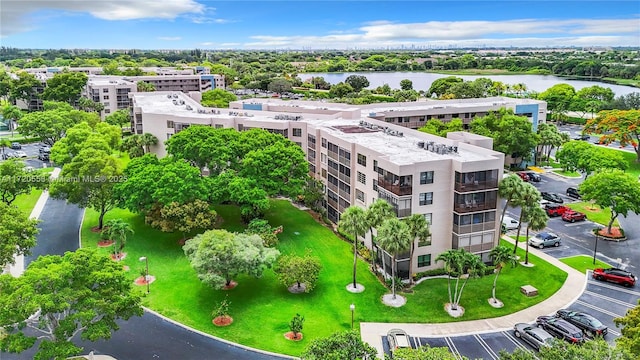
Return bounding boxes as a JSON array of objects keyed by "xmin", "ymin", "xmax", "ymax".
[{"xmin": 298, "ymin": 72, "xmax": 638, "ymax": 97}]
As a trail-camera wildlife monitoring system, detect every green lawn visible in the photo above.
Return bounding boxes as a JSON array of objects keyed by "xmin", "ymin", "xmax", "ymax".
[
  {"xmin": 81, "ymin": 200, "xmax": 567, "ymax": 356},
  {"xmin": 553, "ymin": 170, "xmax": 581, "ymax": 178},
  {"xmin": 13, "ymin": 189, "xmax": 43, "ymax": 214},
  {"xmin": 565, "ymin": 202, "xmax": 619, "ymax": 228},
  {"xmin": 560, "ymin": 255, "xmax": 610, "ymax": 274}
]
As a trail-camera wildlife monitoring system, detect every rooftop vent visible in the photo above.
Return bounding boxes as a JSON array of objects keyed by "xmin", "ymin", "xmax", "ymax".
[
  {"xmin": 166, "ymin": 94, "xmax": 172, "ymax": 99},
  {"xmin": 185, "ymin": 105, "xmax": 193, "ymax": 110},
  {"xmin": 172, "ymin": 99, "xmax": 178, "ymax": 105},
  {"xmin": 172, "ymin": 93, "xmax": 179, "ymax": 99}
]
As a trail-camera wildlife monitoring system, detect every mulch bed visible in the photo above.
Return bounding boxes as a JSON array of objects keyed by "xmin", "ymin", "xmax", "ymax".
[
  {"xmin": 598, "ymin": 227, "xmax": 624, "ymax": 239},
  {"xmin": 212, "ymin": 315, "xmax": 233, "ymax": 327},
  {"xmin": 110, "ymin": 252, "xmax": 127, "ymax": 261},
  {"xmin": 284, "ymin": 331, "xmax": 303, "ymax": 341},
  {"xmin": 97, "ymin": 240, "xmax": 115, "ymax": 247},
  {"xmin": 223, "ymin": 281, "xmax": 238, "ymax": 290},
  {"xmin": 134, "ymin": 275, "xmax": 156, "ymax": 286}
]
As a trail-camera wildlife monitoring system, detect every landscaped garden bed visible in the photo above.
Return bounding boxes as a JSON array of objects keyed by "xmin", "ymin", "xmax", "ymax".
[{"xmin": 81, "ymin": 200, "xmax": 567, "ymax": 356}]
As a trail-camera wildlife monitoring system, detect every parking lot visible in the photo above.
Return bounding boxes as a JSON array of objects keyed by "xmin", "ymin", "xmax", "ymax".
[
  {"xmin": 381, "ymin": 278, "xmax": 638, "ymax": 359},
  {"xmin": 1, "ymin": 142, "xmax": 52, "ymax": 169}
]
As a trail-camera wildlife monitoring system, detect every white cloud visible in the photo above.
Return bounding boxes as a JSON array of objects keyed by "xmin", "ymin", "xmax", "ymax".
[
  {"xmin": 158, "ymin": 36, "xmax": 182, "ymax": 41},
  {"xmin": 1, "ymin": 0, "xmax": 205, "ymax": 36},
  {"xmin": 242, "ymin": 18, "xmax": 640, "ymax": 49}
]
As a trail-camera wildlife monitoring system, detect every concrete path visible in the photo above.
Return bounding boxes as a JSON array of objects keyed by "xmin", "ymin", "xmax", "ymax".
[{"xmin": 360, "ymin": 236, "xmax": 586, "ymax": 358}]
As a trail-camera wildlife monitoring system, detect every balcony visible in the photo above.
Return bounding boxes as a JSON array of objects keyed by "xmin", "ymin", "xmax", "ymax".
[
  {"xmin": 455, "ymin": 179, "xmax": 499, "ymax": 192},
  {"xmin": 453, "ymin": 198, "xmax": 497, "ymax": 213},
  {"xmin": 377, "ymin": 177, "xmax": 412, "ymax": 196}
]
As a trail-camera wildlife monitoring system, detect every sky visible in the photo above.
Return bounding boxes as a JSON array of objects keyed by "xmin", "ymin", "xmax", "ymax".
[{"xmin": 1, "ymin": 0, "xmax": 639, "ymax": 50}]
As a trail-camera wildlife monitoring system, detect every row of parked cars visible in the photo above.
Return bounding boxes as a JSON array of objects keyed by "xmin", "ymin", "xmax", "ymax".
[{"xmin": 514, "ymin": 309, "xmax": 607, "ymax": 350}]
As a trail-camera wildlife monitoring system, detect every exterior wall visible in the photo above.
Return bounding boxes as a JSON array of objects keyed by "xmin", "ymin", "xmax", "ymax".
[{"xmin": 85, "ymin": 80, "xmax": 137, "ymax": 118}]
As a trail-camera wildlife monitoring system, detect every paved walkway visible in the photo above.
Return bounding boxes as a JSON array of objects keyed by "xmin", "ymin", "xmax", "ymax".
[
  {"xmin": 7, "ymin": 167, "xmax": 61, "ymax": 277},
  {"xmin": 360, "ymin": 236, "xmax": 586, "ymax": 358}
]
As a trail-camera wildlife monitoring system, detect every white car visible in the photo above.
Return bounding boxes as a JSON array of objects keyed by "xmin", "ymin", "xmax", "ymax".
[
  {"xmin": 502, "ymin": 216, "xmax": 519, "ymax": 230},
  {"xmin": 14, "ymin": 150, "xmax": 28, "ymax": 158}
]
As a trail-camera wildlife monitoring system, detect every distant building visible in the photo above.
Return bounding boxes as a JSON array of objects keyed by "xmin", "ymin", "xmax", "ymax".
[{"xmin": 131, "ymin": 92, "xmax": 513, "ymax": 277}]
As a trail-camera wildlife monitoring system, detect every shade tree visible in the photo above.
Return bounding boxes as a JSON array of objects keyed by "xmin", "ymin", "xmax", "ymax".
[
  {"xmin": 0, "ymin": 202, "xmax": 39, "ymax": 268},
  {"xmin": 579, "ymin": 170, "xmax": 640, "ymax": 234},
  {"xmin": 344, "ymin": 75, "xmax": 370, "ymax": 92},
  {"xmin": 182, "ymin": 229, "xmax": 280, "ymax": 289},
  {"xmin": 418, "ymin": 119, "xmax": 464, "ymax": 137},
  {"xmin": 9, "ymin": 72, "xmax": 39, "ymax": 104},
  {"xmin": 42, "ymin": 71, "xmax": 88, "ymax": 104},
  {"xmin": 201, "ymin": 88, "xmax": 237, "ymax": 108},
  {"xmin": 584, "ymin": 109, "xmax": 640, "ymax": 162},
  {"xmin": 105, "ymin": 108, "xmax": 131, "ymax": 128},
  {"xmin": 0, "ymin": 159, "xmax": 49, "ymax": 205},
  {"xmin": 300, "ymin": 330, "xmax": 378, "ymax": 360},
  {"xmin": 614, "ymin": 299, "xmax": 640, "ymax": 356},
  {"xmin": 274, "ymin": 252, "xmax": 322, "ymax": 293},
  {"xmin": 144, "ymin": 199, "xmax": 217, "ymax": 239},
  {"xmin": 0, "ymin": 248, "xmax": 143, "ymax": 360}
]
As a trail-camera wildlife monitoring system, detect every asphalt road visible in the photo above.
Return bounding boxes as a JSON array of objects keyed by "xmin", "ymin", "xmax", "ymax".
[{"xmin": 3, "ymin": 174, "xmax": 291, "ymax": 360}]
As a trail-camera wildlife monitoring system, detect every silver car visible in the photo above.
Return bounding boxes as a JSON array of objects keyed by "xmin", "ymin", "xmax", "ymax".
[
  {"xmin": 514, "ymin": 323, "xmax": 554, "ymax": 351},
  {"xmin": 528, "ymin": 232, "xmax": 561, "ymax": 249},
  {"xmin": 387, "ymin": 328, "xmax": 411, "ymax": 356}
]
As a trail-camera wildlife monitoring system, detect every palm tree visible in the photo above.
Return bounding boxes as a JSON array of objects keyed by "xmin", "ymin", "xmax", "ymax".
[
  {"xmin": 489, "ymin": 245, "xmax": 518, "ymax": 305},
  {"xmin": 498, "ymin": 175, "xmax": 525, "ymax": 229},
  {"xmin": 365, "ymin": 199, "xmax": 395, "ymax": 271},
  {"xmin": 101, "ymin": 219, "xmax": 134, "ymax": 260},
  {"xmin": 376, "ymin": 218, "xmax": 411, "ymax": 300},
  {"xmin": 436, "ymin": 249, "xmax": 486, "ymax": 312},
  {"xmin": 338, "ymin": 206, "xmax": 368, "ymax": 290},
  {"xmin": 404, "ymin": 214, "xmax": 430, "ymax": 284},
  {"xmin": 523, "ymin": 205, "xmax": 548, "ymax": 265},
  {"xmin": 512, "ymin": 184, "xmax": 542, "ymax": 254},
  {"xmin": 140, "ymin": 133, "xmax": 158, "ymax": 153}
]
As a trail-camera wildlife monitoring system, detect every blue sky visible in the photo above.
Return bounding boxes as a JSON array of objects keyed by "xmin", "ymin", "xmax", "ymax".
[{"xmin": 1, "ymin": 1, "xmax": 639, "ymax": 49}]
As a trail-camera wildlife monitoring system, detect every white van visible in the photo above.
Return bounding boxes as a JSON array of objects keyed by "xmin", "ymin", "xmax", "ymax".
[{"xmin": 502, "ymin": 216, "xmax": 520, "ymax": 231}]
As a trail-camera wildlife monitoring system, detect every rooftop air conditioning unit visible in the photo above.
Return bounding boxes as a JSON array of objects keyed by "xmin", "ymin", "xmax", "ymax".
[
  {"xmin": 172, "ymin": 99, "xmax": 178, "ymax": 105},
  {"xmin": 166, "ymin": 94, "xmax": 172, "ymax": 99},
  {"xmin": 398, "ymin": 132, "xmax": 403, "ymax": 137},
  {"xmin": 185, "ymin": 105, "xmax": 192, "ymax": 110},
  {"xmin": 418, "ymin": 141, "xmax": 425, "ymax": 148},
  {"xmin": 179, "ymin": 100, "xmax": 185, "ymax": 105}
]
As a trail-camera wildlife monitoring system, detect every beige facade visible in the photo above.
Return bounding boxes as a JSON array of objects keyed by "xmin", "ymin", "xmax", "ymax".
[
  {"xmin": 131, "ymin": 91, "xmax": 508, "ymax": 277},
  {"xmin": 83, "ymin": 77, "xmax": 137, "ymax": 117}
]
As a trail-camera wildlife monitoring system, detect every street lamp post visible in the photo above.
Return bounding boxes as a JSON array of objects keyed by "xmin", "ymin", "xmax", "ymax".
[
  {"xmin": 350, "ymin": 304, "xmax": 355, "ymax": 330},
  {"xmin": 593, "ymin": 234, "xmax": 599, "ymax": 265},
  {"xmin": 139, "ymin": 256, "xmax": 149, "ymax": 293}
]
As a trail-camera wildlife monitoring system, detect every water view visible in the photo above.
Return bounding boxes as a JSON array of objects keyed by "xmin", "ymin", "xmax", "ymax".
[{"xmin": 298, "ymin": 72, "xmax": 639, "ymax": 96}]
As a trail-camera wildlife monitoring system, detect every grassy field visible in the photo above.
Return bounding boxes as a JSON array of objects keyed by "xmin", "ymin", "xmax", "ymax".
[
  {"xmin": 565, "ymin": 202, "xmax": 619, "ymax": 228},
  {"xmin": 560, "ymin": 255, "xmax": 610, "ymax": 274},
  {"xmin": 553, "ymin": 170, "xmax": 581, "ymax": 177},
  {"xmin": 81, "ymin": 200, "xmax": 567, "ymax": 356},
  {"xmin": 12, "ymin": 189, "xmax": 43, "ymax": 214}
]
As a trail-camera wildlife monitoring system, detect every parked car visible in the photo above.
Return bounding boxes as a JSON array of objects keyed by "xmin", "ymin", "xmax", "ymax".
[
  {"xmin": 592, "ymin": 268, "xmax": 637, "ymax": 287},
  {"xmin": 502, "ymin": 215, "xmax": 520, "ymax": 231},
  {"xmin": 38, "ymin": 152, "xmax": 50, "ymax": 161},
  {"xmin": 562, "ymin": 210, "xmax": 586, "ymax": 223},
  {"xmin": 524, "ymin": 172, "xmax": 541, "ymax": 182},
  {"xmin": 513, "ymin": 323, "xmax": 554, "ymax": 351},
  {"xmin": 536, "ymin": 316, "xmax": 585, "ymax": 344},
  {"xmin": 13, "ymin": 150, "xmax": 27, "ymax": 158},
  {"xmin": 387, "ymin": 328, "xmax": 411, "ymax": 356},
  {"xmin": 541, "ymin": 192, "xmax": 564, "ymax": 204},
  {"xmin": 566, "ymin": 187, "xmax": 581, "ymax": 199},
  {"xmin": 39, "ymin": 146, "xmax": 51, "ymax": 154},
  {"xmin": 545, "ymin": 204, "xmax": 570, "ymax": 217},
  {"xmin": 10, "ymin": 142, "xmax": 21, "ymax": 150},
  {"xmin": 573, "ymin": 134, "xmax": 590, "ymax": 141},
  {"xmin": 555, "ymin": 309, "xmax": 608, "ymax": 337},
  {"xmin": 517, "ymin": 172, "xmax": 529, "ymax": 182},
  {"xmin": 529, "ymin": 232, "xmax": 561, "ymax": 249}
]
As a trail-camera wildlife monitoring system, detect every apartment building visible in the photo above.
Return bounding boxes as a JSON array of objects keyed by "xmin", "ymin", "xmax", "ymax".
[
  {"xmin": 129, "ymin": 74, "xmax": 224, "ymax": 93},
  {"xmin": 131, "ymin": 91, "xmax": 506, "ymax": 277},
  {"xmin": 22, "ymin": 66, "xmax": 211, "ymax": 76},
  {"xmin": 10, "ymin": 72, "xmax": 47, "ymax": 111},
  {"xmin": 83, "ymin": 77, "xmax": 137, "ymax": 116}
]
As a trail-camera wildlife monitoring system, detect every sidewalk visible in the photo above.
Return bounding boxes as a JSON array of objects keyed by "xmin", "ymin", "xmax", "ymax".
[
  {"xmin": 360, "ymin": 236, "xmax": 586, "ymax": 358},
  {"xmin": 7, "ymin": 167, "xmax": 61, "ymax": 277}
]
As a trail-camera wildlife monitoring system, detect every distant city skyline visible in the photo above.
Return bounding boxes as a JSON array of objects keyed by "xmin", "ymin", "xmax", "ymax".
[{"xmin": 1, "ymin": 1, "xmax": 639, "ymax": 50}]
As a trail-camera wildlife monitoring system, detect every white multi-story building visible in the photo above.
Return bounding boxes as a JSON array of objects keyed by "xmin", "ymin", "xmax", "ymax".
[
  {"xmin": 83, "ymin": 77, "xmax": 137, "ymax": 116},
  {"xmin": 131, "ymin": 92, "xmax": 515, "ymax": 277}
]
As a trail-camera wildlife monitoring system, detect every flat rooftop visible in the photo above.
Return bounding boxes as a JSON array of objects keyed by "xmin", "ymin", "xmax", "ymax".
[
  {"xmin": 88, "ymin": 77, "xmax": 135, "ymax": 86},
  {"xmin": 362, "ymin": 97, "xmax": 542, "ymax": 115}
]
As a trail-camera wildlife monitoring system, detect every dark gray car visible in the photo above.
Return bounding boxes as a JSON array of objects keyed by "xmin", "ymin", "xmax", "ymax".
[{"xmin": 514, "ymin": 323, "xmax": 554, "ymax": 351}]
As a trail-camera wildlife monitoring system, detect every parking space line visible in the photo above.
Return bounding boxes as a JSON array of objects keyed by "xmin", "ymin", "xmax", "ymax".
[
  {"xmin": 473, "ymin": 334, "xmax": 498, "ymax": 360},
  {"xmin": 584, "ymin": 290, "xmax": 637, "ymax": 308},
  {"xmin": 444, "ymin": 337, "xmax": 462, "ymax": 360},
  {"xmin": 587, "ymin": 281, "xmax": 640, "ymax": 297},
  {"xmin": 412, "ymin": 336, "xmax": 421, "ymax": 348},
  {"xmin": 575, "ymin": 299, "xmax": 625, "ymax": 318},
  {"xmin": 501, "ymin": 331, "xmax": 528, "ymax": 351}
]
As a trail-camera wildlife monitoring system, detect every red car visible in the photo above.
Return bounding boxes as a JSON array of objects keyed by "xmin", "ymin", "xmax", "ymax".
[
  {"xmin": 545, "ymin": 204, "xmax": 570, "ymax": 217},
  {"xmin": 517, "ymin": 172, "xmax": 529, "ymax": 182},
  {"xmin": 592, "ymin": 268, "xmax": 637, "ymax": 287},
  {"xmin": 561, "ymin": 210, "xmax": 586, "ymax": 222}
]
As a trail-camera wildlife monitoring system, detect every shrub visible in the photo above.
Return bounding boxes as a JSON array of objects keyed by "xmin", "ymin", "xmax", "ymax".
[
  {"xmin": 385, "ymin": 276, "xmax": 406, "ymax": 292},
  {"xmin": 289, "ymin": 313, "xmax": 305, "ymax": 338},
  {"xmin": 213, "ymin": 295, "xmax": 231, "ymax": 318}
]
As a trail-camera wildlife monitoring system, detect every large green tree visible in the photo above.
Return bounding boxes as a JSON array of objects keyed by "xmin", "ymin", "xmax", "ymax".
[
  {"xmin": 538, "ymin": 83, "xmax": 576, "ymax": 113},
  {"xmin": 584, "ymin": 109, "xmax": 640, "ymax": 162},
  {"xmin": 556, "ymin": 141, "xmax": 627, "ymax": 178},
  {"xmin": 0, "ymin": 159, "xmax": 49, "ymax": 205},
  {"xmin": 344, "ymin": 75, "xmax": 370, "ymax": 92},
  {"xmin": 201, "ymin": 88, "xmax": 238, "ymax": 108},
  {"xmin": 579, "ymin": 170, "xmax": 640, "ymax": 234},
  {"xmin": 274, "ymin": 252, "xmax": 322, "ymax": 293},
  {"xmin": 301, "ymin": 330, "xmax": 377, "ymax": 360},
  {"xmin": 0, "ymin": 202, "xmax": 39, "ymax": 268},
  {"xmin": 42, "ymin": 71, "xmax": 88, "ymax": 104},
  {"xmin": 615, "ymin": 299, "xmax": 640, "ymax": 356},
  {"xmin": 428, "ymin": 76, "xmax": 463, "ymax": 98},
  {"xmin": 418, "ymin": 119, "xmax": 464, "ymax": 137},
  {"xmin": 0, "ymin": 248, "xmax": 143, "ymax": 360},
  {"xmin": 9, "ymin": 72, "xmax": 39, "ymax": 104},
  {"xmin": 182, "ymin": 229, "xmax": 280, "ymax": 289},
  {"xmin": 50, "ymin": 122, "xmax": 119, "ymax": 165},
  {"xmin": 470, "ymin": 109, "xmax": 538, "ymax": 163},
  {"xmin": 499, "ymin": 338, "xmax": 633, "ymax": 360},
  {"xmin": 17, "ymin": 103, "xmax": 98, "ymax": 145},
  {"xmin": 338, "ymin": 206, "xmax": 368, "ymax": 290},
  {"xmin": 104, "ymin": 108, "xmax": 131, "ymax": 128}
]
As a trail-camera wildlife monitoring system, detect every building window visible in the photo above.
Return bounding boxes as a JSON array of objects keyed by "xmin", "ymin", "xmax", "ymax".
[
  {"xmin": 321, "ymin": 138, "xmax": 327, "ymax": 148},
  {"xmin": 373, "ymin": 179, "xmax": 378, "ymax": 191},
  {"xmin": 214, "ymin": 124, "xmax": 223, "ymax": 129},
  {"xmin": 418, "ymin": 254, "xmax": 432, "ymax": 267},
  {"xmin": 104, "ymin": 109, "xmax": 110, "ymax": 114},
  {"xmin": 295, "ymin": 142, "xmax": 302, "ymax": 147},
  {"xmin": 103, "ymin": 88, "xmax": 108, "ymax": 93},
  {"xmin": 373, "ymin": 160, "xmax": 378, "ymax": 172},
  {"xmin": 356, "ymin": 189, "xmax": 365, "ymax": 203},
  {"xmin": 357, "ymin": 153, "xmax": 366, "ymax": 167},
  {"xmin": 357, "ymin": 171, "xmax": 366, "ymax": 185},
  {"xmin": 166, "ymin": 133, "xmax": 172, "ymax": 140},
  {"xmin": 167, "ymin": 120, "xmax": 174, "ymax": 129},
  {"xmin": 103, "ymin": 102, "xmax": 110, "ymax": 107},
  {"xmin": 103, "ymin": 95, "xmax": 109, "ymax": 100},
  {"xmin": 293, "ymin": 128, "xmax": 302, "ymax": 137},
  {"xmin": 321, "ymin": 153, "xmax": 327, "ymax": 164},
  {"xmin": 419, "ymin": 192, "xmax": 433, "ymax": 206},
  {"xmin": 420, "ymin": 171, "xmax": 434, "ymax": 184},
  {"xmin": 424, "ymin": 213, "xmax": 432, "ymax": 224}
]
